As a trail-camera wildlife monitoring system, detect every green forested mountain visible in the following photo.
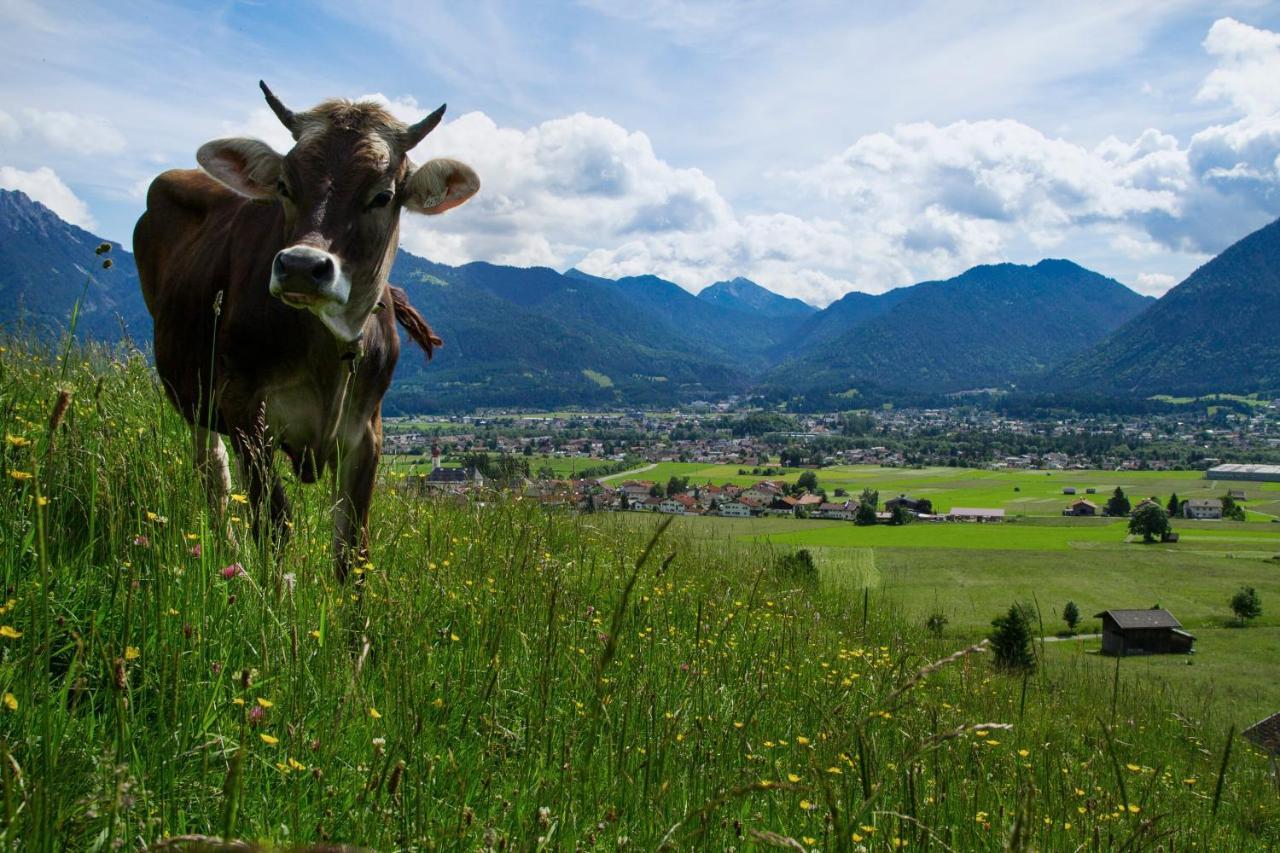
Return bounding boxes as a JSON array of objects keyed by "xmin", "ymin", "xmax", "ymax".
[
  {"xmin": 0, "ymin": 189, "xmax": 148, "ymax": 343},
  {"xmin": 1, "ymin": 188, "xmax": 1220, "ymax": 411},
  {"xmin": 1047, "ymin": 218, "xmax": 1280, "ymax": 396},
  {"xmin": 765, "ymin": 259, "xmax": 1153, "ymax": 395},
  {"xmin": 696, "ymin": 276, "xmax": 817, "ymax": 319}
]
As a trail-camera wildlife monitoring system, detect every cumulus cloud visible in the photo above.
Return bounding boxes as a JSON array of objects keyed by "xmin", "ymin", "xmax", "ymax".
[
  {"xmin": 72, "ymin": 15, "xmax": 1276, "ymax": 306},
  {"xmin": 16, "ymin": 108, "xmax": 126, "ymax": 155},
  {"xmin": 370, "ymin": 17, "xmax": 1280, "ymax": 303},
  {"xmin": 1134, "ymin": 272, "xmax": 1177, "ymax": 295},
  {"xmin": 0, "ymin": 165, "xmax": 96, "ymax": 228}
]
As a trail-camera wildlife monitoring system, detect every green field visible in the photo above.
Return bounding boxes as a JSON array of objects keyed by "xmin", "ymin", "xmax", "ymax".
[
  {"xmin": 4, "ymin": 343, "xmax": 1280, "ymax": 848},
  {"xmin": 385, "ymin": 452, "xmax": 600, "ymax": 479},
  {"xmin": 635, "ymin": 461, "xmax": 1280, "ymax": 519},
  {"xmin": 616, "ymin": 509, "xmax": 1280, "ymax": 723}
]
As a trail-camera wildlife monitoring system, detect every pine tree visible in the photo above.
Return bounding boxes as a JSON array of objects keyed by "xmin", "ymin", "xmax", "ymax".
[
  {"xmin": 1166, "ymin": 493, "xmax": 1180, "ymax": 517},
  {"xmin": 989, "ymin": 603, "xmax": 1036, "ymax": 672}
]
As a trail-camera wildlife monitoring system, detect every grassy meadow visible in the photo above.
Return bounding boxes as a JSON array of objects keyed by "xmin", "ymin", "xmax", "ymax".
[{"xmin": 2, "ymin": 342, "xmax": 1280, "ymax": 849}]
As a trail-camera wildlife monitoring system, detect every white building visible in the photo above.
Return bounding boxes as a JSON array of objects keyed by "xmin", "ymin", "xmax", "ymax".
[{"xmin": 1183, "ymin": 498, "xmax": 1223, "ymax": 520}]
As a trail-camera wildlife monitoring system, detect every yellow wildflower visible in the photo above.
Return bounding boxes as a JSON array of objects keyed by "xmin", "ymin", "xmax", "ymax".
[
  {"xmin": 1018, "ymin": 748, "xmax": 1030, "ymax": 757},
  {"xmin": 796, "ymin": 736, "xmax": 811, "ymax": 746},
  {"xmin": 1127, "ymin": 804, "xmax": 1140, "ymax": 814},
  {"xmin": 0, "ymin": 626, "xmax": 21, "ymax": 639},
  {"xmin": 124, "ymin": 646, "xmax": 140, "ymax": 660},
  {"xmin": 288, "ymin": 758, "xmax": 306, "ymax": 771},
  {"xmin": 369, "ymin": 707, "xmax": 382, "ymax": 719},
  {"xmin": 230, "ymin": 493, "xmax": 249, "ymax": 504},
  {"xmin": 4, "ymin": 434, "xmax": 30, "ymax": 447},
  {"xmin": 257, "ymin": 697, "xmax": 273, "ymax": 708},
  {"xmin": 2, "ymin": 693, "xmax": 16, "ymax": 711},
  {"xmin": 9, "ymin": 471, "xmax": 32, "ymax": 481},
  {"xmin": 787, "ymin": 772, "xmax": 801, "ymax": 783},
  {"xmin": 260, "ymin": 733, "xmax": 279, "ymax": 745}
]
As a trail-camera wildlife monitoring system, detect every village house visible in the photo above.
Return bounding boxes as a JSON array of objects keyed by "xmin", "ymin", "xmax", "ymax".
[
  {"xmin": 718, "ymin": 499, "xmax": 754, "ymax": 518},
  {"xmin": 885, "ymin": 495, "xmax": 929, "ymax": 514},
  {"xmin": 815, "ymin": 501, "xmax": 856, "ymax": 521},
  {"xmin": 659, "ymin": 494, "xmax": 699, "ymax": 514},
  {"xmin": 1063, "ymin": 498, "xmax": 1097, "ymax": 517},
  {"xmin": 741, "ymin": 481, "xmax": 785, "ymax": 503},
  {"xmin": 1242, "ymin": 712, "xmax": 1280, "ymax": 756},
  {"xmin": 1095, "ymin": 609, "xmax": 1196, "ymax": 656},
  {"xmin": 1182, "ymin": 497, "xmax": 1223, "ymax": 520},
  {"xmin": 764, "ymin": 496, "xmax": 800, "ymax": 517},
  {"xmin": 619, "ymin": 480, "xmax": 657, "ymax": 501}
]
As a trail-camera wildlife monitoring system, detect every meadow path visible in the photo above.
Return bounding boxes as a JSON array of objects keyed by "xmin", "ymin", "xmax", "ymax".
[{"xmin": 599, "ymin": 462, "xmax": 658, "ymax": 482}]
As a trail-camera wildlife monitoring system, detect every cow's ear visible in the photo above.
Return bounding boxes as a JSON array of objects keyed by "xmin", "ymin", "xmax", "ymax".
[
  {"xmin": 196, "ymin": 138, "xmax": 284, "ymax": 200},
  {"xmin": 405, "ymin": 158, "xmax": 479, "ymax": 215}
]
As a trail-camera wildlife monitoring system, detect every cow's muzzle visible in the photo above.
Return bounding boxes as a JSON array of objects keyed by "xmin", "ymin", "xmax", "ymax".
[{"xmin": 269, "ymin": 246, "xmax": 348, "ymax": 308}]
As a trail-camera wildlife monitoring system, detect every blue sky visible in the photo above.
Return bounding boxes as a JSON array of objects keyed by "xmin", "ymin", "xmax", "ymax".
[{"xmin": 3, "ymin": 0, "xmax": 1280, "ymax": 305}]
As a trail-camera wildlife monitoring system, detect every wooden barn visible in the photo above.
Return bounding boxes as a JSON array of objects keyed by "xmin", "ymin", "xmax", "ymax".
[
  {"xmin": 1242, "ymin": 711, "xmax": 1280, "ymax": 756},
  {"xmin": 1095, "ymin": 609, "xmax": 1195, "ymax": 656}
]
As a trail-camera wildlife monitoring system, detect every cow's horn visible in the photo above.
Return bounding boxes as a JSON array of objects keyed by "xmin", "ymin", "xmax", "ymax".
[
  {"xmin": 403, "ymin": 103, "xmax": 446, "ymax": 150},
  {"xmin": 259, "ymin": 80, "xmax": 300, "ymax": 139}
]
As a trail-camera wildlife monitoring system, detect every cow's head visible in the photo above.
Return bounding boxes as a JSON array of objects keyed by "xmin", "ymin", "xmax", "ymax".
[{"xmin": 195, "ymin": 81, "xmax": 479, "ymax": 345}]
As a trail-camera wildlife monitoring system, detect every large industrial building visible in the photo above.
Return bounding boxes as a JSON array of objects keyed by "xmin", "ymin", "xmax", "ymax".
[{"xmin": 1205, "ymin": 463, "xmax": 1280, "ymax": 483}]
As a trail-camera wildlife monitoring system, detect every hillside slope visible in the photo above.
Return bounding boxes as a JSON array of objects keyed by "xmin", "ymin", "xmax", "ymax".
[
  {"xmin": 697, "ymin": 276, "xmax": 817, "ymax": 319},
  {"xmin": 0, "ymin": 189, "xmax": 147, "ymax": 342},
  {"xmin": 1048, "ymin": 218, "xmax": 1280, "ymax": 396},
  {"xmin": 766, "ymin": 259, "xmax": 1153, "ymax": 395}
]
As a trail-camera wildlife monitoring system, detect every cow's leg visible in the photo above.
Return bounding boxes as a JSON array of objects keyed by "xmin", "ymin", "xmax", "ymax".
[
  {"xmin": 191, "ymin": 425, "xmax": 232, "ymax": 516},
  {"xmin": 230, "ymin": 412, "xmax": 292, "ymax": 548},
  {"xmin": 333, "ymin": 417, "xmax": 379, "ymax": 584}
]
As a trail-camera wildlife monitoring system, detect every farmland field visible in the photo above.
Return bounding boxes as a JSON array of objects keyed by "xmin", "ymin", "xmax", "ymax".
[
  {"xmin": 615, "ymin": 509, "xmax": 1280, "ymax": 724},
  {"xmin": 633, "ymin": 461, "xmax": 1280, "ymax": 519}
]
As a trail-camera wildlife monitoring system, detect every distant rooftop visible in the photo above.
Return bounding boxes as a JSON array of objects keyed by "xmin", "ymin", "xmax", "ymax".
[
  {"xmin": 1094, "ymin": 609, "xmax": 1183, "ymax": 630},
  {"xmin": 1206, "ymin": 464, "xmax": 1280, "ymax": 482}
]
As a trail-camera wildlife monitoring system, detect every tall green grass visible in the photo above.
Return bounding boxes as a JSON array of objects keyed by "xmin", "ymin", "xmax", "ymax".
[{"xmin": 0, "ymin": 339, "xmax": 1276, "ymax": 850}]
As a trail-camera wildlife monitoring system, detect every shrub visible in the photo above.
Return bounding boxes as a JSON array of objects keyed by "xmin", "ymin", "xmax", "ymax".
[
  {"xmin": 925, "ymin": 611, "xmax": 949, "ymax": 637},
  {"xmin": 1230, "ymin": 586, "xmax": 1262, "ymax": 624},
  {"xmin": 989, "ymin": 603, "xmax": 1036, "ymax": 672},
  {"xmin": 1063, "ymin": 600, "xmax": 1080, "ymax": 633},
  {"xmin": 774, "ymin": 548, "xmax": 817, "ymax": 583}
]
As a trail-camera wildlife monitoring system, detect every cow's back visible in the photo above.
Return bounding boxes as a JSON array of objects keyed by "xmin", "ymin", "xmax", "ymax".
[{"xmin": 134, "ymin": 170, "xmax": 254, "ymax": 427}]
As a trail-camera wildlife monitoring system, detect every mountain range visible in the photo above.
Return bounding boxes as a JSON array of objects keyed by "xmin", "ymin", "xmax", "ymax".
[{"xmin": 1, "ymin": 187, "xmax": 1275, "ymax": 410}]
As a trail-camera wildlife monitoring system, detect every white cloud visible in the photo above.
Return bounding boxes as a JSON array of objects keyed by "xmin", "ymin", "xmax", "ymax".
[
  {"xmin": 18, "ymin": 108, "xmax": 126, "ymax": 155},
  {"xmin": 0, "ymin": 109, "xmax": 17, "ymax": 142},
  {"xmin": 0, "ymin": 165, "xmax": 96, "ymax": 228},
  {"xmin": 1134, "ymin": 272, "xmax": 1177, "ymax": 295},
  {"xmin": 1198, "ymin": 17, "xmax": 1280, "ymax": 117}
]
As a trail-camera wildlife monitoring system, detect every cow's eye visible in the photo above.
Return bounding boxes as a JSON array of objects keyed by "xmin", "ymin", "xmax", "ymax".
[
  {"xmin": 367, "ymin": 190, "xmax": 393, "ymax": 211},
  {"xmin": 276, "ymin": 180, "xmax": 291, "ymax": 200}
]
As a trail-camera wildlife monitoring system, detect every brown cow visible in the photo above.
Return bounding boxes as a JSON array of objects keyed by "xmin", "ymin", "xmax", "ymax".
[{"xmin": 134, "ymin": 82, "xmax": 479, "ymax": 581}]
